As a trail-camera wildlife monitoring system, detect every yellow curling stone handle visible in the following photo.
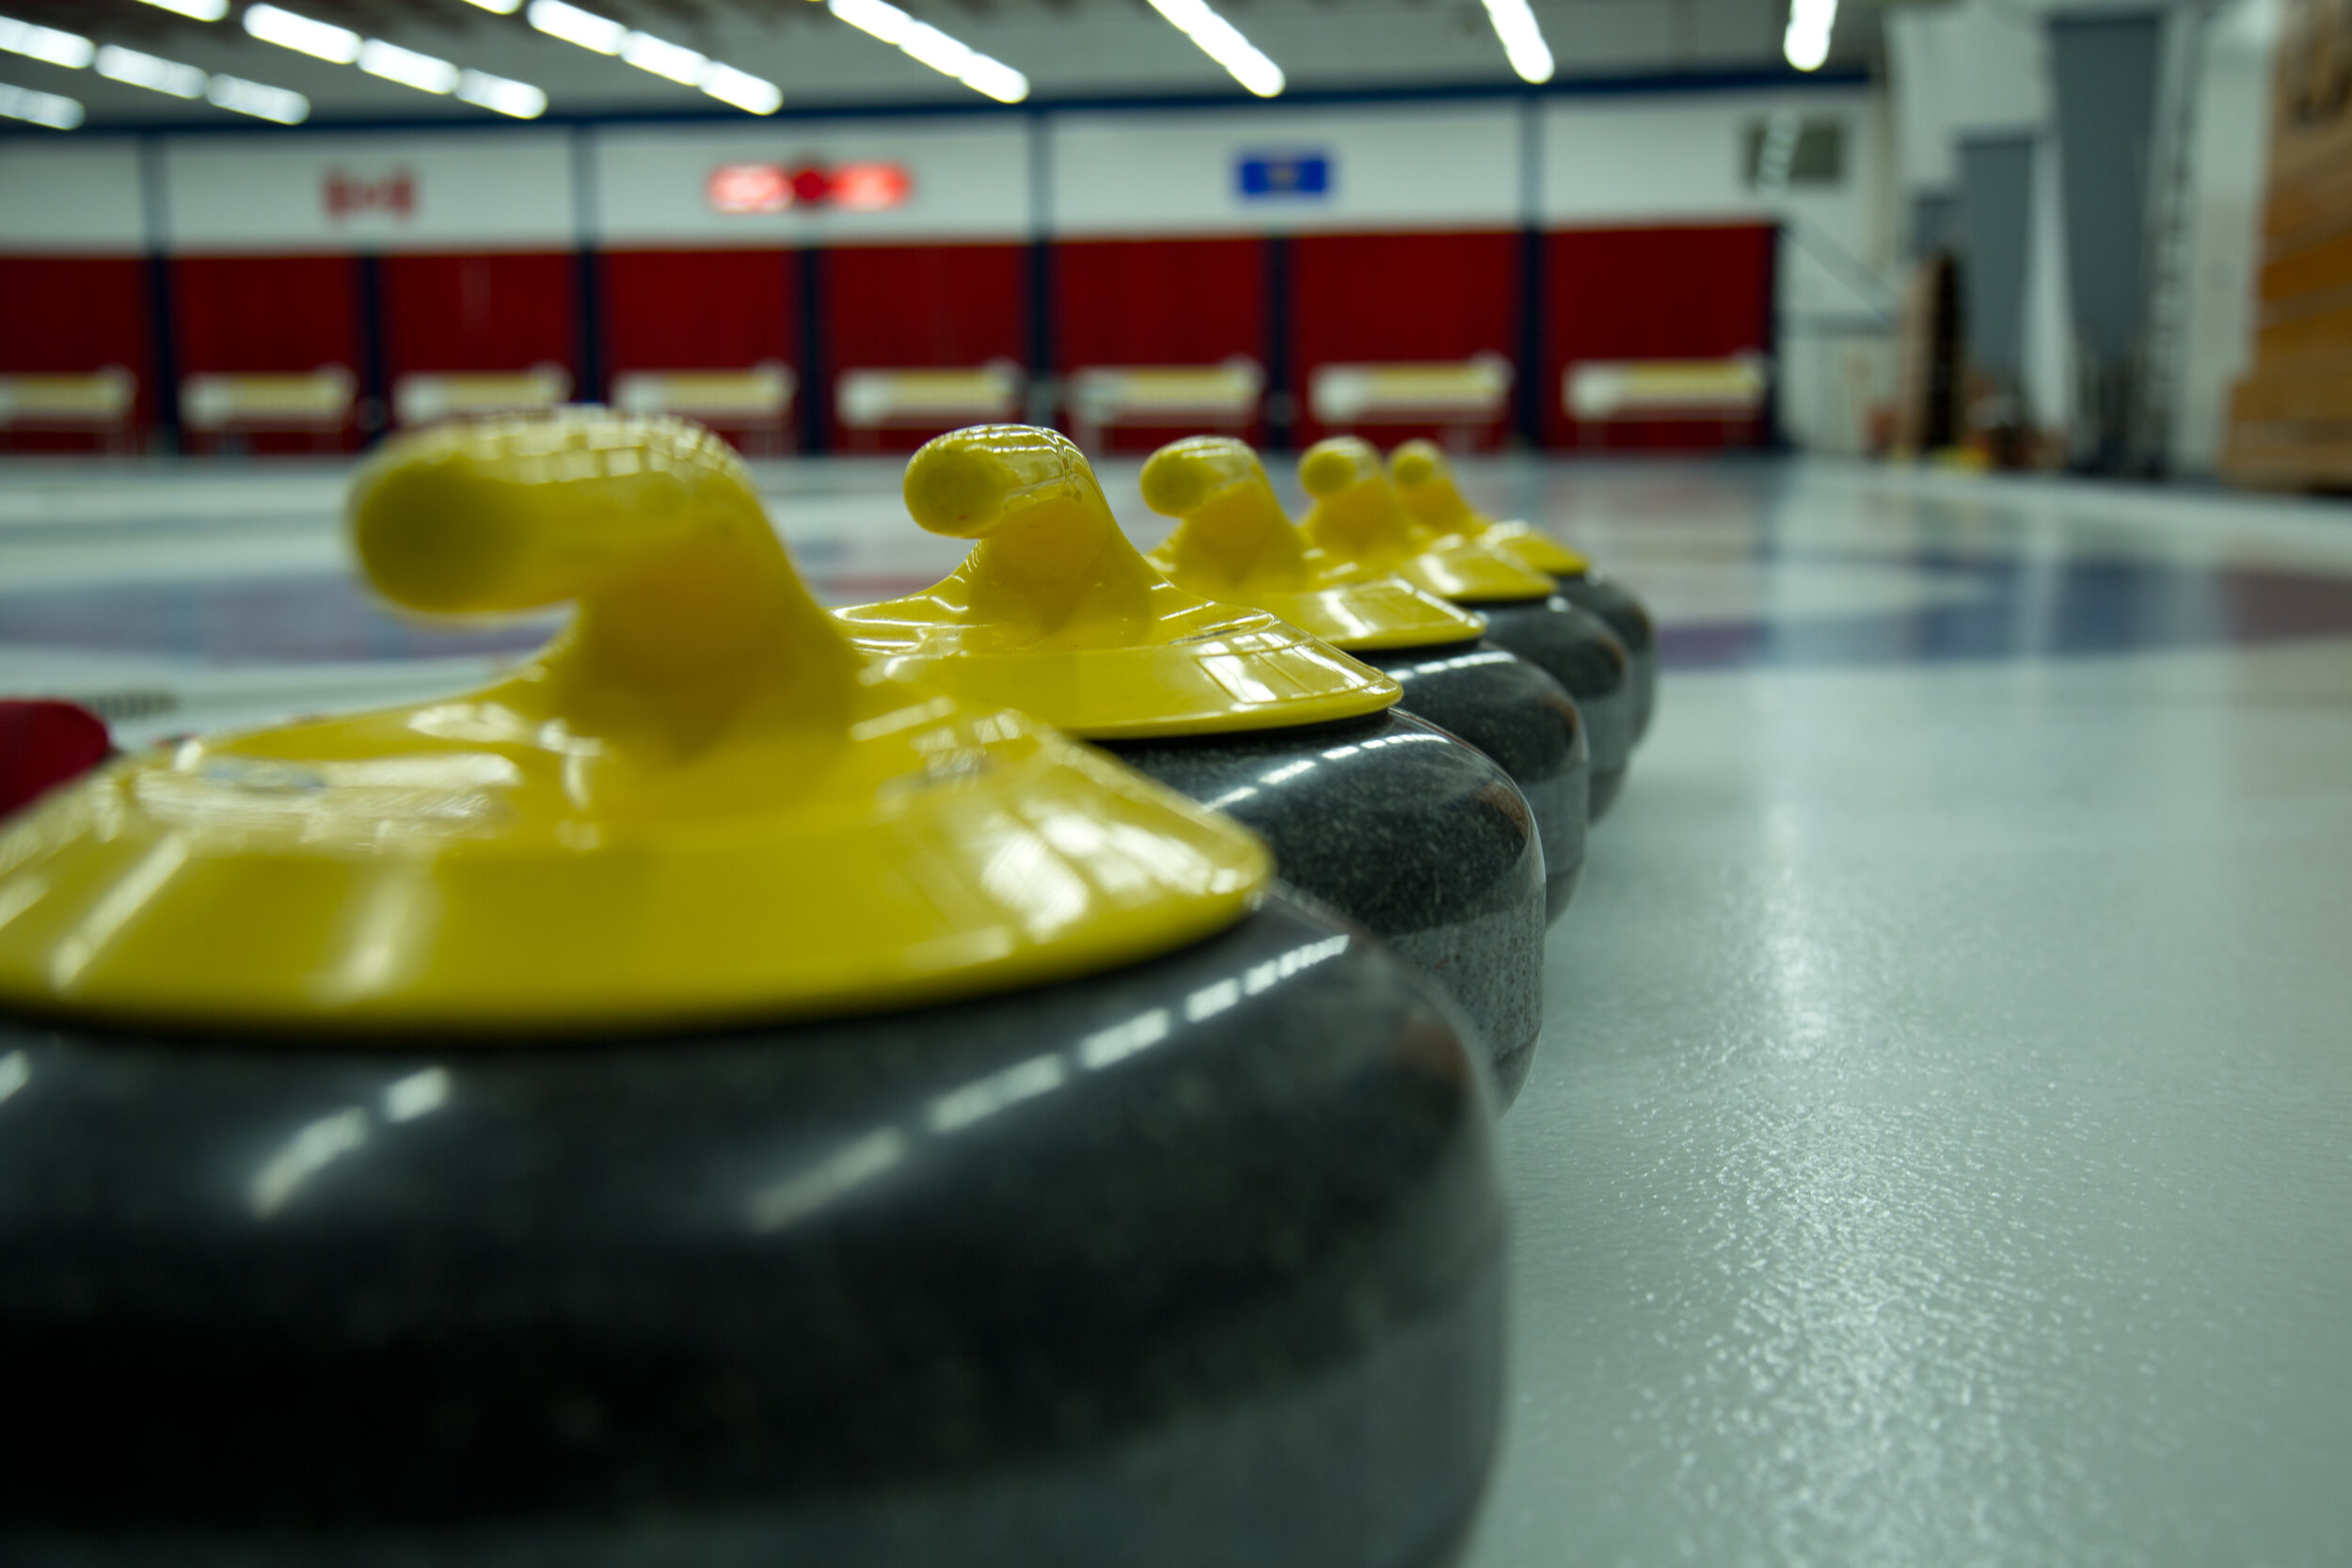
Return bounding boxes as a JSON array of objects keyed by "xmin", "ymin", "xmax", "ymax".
[
  {"xmin": 1389, "ymin": 438, "xmax": 1591, "ymax": 577},
  {"xmin": 835, "ymin": 425, "xmax": 1399, "ymax": 739},
  {"xmin": 1297, "ymin": 436, "xmax": 1556, "ymax": 605},
  {"xmin": 1139, "ymin": 436, "xmax": 1486, "ymax": 653},
  {"xmin": 0, "ymin": 413, "xmax": 1272, "ymax": 1033}
]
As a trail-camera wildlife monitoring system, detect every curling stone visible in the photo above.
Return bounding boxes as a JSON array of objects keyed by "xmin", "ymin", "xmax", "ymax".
[
  {"xmin": 834, "ymin": 424, "xmax": 1548, "ymax": 1105},
  {"xmin": 0, "ymin": 412, "xmax": 1505, "ymax": 1568},
  {"xmin": 1391, "ymin": 438, "xmax": 1658, "ymax": 745},
  {"xmin": 1137, "ymin": 435, "xmax": 1590, "ymax": 924},
  {"xmin": 1296, "ymin": 436, "xmax": 1638, "ymax": 822},
  {"xmin": 0, "ymin": 699, "xmax": 111, "ymax": 817}
]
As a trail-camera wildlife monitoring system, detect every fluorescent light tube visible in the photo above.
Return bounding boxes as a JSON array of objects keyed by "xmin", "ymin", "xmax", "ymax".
[
  {"xmin": 698, "ymin": 60, "xmax": 781, "ymax": 114},
  {"xmin": 1784, "ymin": 0, "xmax": 1836, "ymax": 71},
  {"xmin": 1142, "ymin": 0, "xmax": 1282, "ymax": 97},
  {"xmin": 135, "ymin": 0, "xmax": 230, "ymax": 20},
  {"xmin": 528, "ymin": 0, "xmax": 628, "ymax": 55},
  {"xmin": 0, "ymin": 17, "xmax": 94, "ymax": 71},
  {"xmin": 828, "ymin": 0, "xmax": 1027, "ymax": 103},
  {"xmin": 96, "ymin": 44, "xmax": 208, "ymax": 98},
  {"xmin": 1480, "ymin": 0, "xmax": 1553, "ymax": 84},
  {"xmin": 459, "ymin": 0, "xmax": 524, "ymax": 12},
  {"xmin": 620, "ymin": 30, "xmax": 706, "ymax": 85},
  {"xmin": 0, "ymin": 79, "xmax": 81, "ymax": 127},
  {"xmin": 457, "ymin": 67, "xmax": 547, "ymax": 118},
  {"xmin": 244, "ymin": 5, "xmax": 362, "ymax": 65},
  {"xmin": 207, "ymin": 73, "xmax": 310, "ymax": 123},
  {"xmin": 359, "ymin": 39, "xmax": 460, "ymax": 94}
]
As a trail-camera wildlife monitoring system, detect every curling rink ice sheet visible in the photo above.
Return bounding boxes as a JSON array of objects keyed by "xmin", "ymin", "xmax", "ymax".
[{"xmin": 4, "ymin": 452, "xmax": 2351, "ymax": 1567}]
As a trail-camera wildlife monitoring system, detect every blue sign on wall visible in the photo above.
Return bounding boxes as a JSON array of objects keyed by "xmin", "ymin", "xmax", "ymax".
[{"xmin": 1237, "ymin": 152, "xmax": 1331, "ymax": 199}]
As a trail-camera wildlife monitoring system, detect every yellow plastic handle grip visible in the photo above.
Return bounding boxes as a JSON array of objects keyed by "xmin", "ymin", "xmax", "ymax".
[
  {"xmin": 1138, "ymin": 435, "xmax": 1265, "ymax": 517},
  {"xmin": 351, "ymin": 413, "xmax": 771, "ymax": 617},
  {"xmin": 1388, "ymin": 437, "xmax": 1450, "ymax": 491},
  {"xmin": 1297, "ymin": 436, "xmax": 1385, "ymax": 501},
  {"xmin": 1388, "ymin": 437, "xmax": 1477, "ymax": 532},
  {"xmin": 903, "ymin": 424, "xmax": 1107, "ymax": 543}
]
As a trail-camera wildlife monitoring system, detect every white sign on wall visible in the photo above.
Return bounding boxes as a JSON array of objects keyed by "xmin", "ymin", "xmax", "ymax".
[{"xmin": 162, "ymin": 132, "xmax": 575, "ymax": 254}]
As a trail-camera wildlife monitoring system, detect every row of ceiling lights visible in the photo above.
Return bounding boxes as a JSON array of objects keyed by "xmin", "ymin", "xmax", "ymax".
[{"xmin": 1, "ymin": 0, "xmax": 1837, "ymax": 134}]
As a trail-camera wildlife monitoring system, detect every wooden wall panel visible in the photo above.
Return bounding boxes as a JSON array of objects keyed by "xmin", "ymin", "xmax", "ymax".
[{"xmin": 2225, "ymin": 0, "xmax": 2352, "ymax": 489}]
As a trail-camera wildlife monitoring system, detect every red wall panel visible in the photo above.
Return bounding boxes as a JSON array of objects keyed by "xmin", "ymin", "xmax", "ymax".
[
  {"xmin": 818, "ymin": 239, "xmax": 1021, "ymax": 451},
  {"xmin": 0, "ymin": 256, "xmax": 152, "ymax": 449},
  {"xmin": 1542, "ymin": 223, "xmax": 1776, "ymax": 451},
  {"xmin": 380, "ymin": 252, "xmax": 574, "ymax": 382},
  {"xmin": 172, "ymin": 256, "xmax": 358, "ymax": 375},
  {"xmin": 599, "ymin": 248, "xmax": 798, "ymax": 385},
  {"xmin": 171, "ymin": 255, "xmax": 363, "ymax": 451},
  {"xmin": 824, "ymin": 242, "xmax": 1025, "ymax": 451},
  {"xmin": 1289, "ymin": 230, "xmax": 1519, "ymax": 451},
  {"xmin": 825, "ymin": 242, "xmax": 1025, "ymax": 367},
  {"xmin": 1053, "ymin": 236, "xmax": 1264, "ymax": 451}
]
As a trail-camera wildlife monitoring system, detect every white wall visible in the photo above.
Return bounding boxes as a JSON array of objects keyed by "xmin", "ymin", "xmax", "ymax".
[
  {"xmin": 0, "ymin": 139, "xmax": 146, "ymax": 253},
  {"xmin": 1542, "ymin": 88, "xmax": 1876, "ymax": 241},
  {"xmin": 162, "ymin": 133, "xmax": 575, "ymax": 255},
  {"xmin": 0, "ymin": 89, "xmax": 1888, "ymax": 255},
  {"xmin": 1538, "ymin": 87, "xmax": 1892, "ymax": 454},
  {"xmin": 1051, "ymin": 104, "xmax": 1519, "ymax": 237},
  {"xmin": 1883, "ymin": 0, "xmax": 2052, "ymax": 198},
  {"xmin": 594, "ymin": 120, "xmax": 1031, "ymax": 247}
]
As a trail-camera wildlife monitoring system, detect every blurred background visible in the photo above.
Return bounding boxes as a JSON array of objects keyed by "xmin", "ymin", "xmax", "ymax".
[{"xmin": 0, "ymin": 0, "xmax": 2338, "ymax": 488}]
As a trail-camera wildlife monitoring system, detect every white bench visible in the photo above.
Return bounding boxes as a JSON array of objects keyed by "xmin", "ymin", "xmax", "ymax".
[
  {"xmin": 612, "ymin": 362, "xmax": 797, "ymax": 455},
  {"xmin": 181, "ymin": 366, "xmax": 356, "ymax": 452},
  {"xmin": 836, "ymin": 359, "xmax": 1024, "ymax": 451},
  {"xmin": 0, "ymin": 367, "xmax": 138, "ymax": 452},
  {"xmin": 1565, "ymin": 354, "xmax": 1770, "ymax": 444},
  {"xmin": 1067, "ymin": 357, "xmax": 1263, "ymax": 450},
  {"xmin": 1310, "ymin": 354, "xmax": 1513, "ymax": 444},
  {"xmin": 394, "ymin": 364, "xmax": 572, "ymax": 430}
]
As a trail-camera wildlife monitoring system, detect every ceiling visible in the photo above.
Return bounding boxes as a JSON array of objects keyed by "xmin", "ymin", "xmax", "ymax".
[{"xmin": 1, "ymin": 0, "xmax": 1883, "ymax": 128}]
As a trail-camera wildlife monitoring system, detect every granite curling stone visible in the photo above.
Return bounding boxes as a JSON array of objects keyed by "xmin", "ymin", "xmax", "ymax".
[
  {"xmin": 834, "ymin": 424, "xmax": 1549, "ymax": 1105},
  {"xmin": 1138, "ymin": 435, "xmax": 1590, "ymax": 924},
  {"xmin": 0, "ymin": 412, "xmax": 1507, "ymax": 1568},
  {"xmin": 1296, "ymin": 436, "xmax": 1640, "ymax": 823},
  {"xmin": 1391, "ymin": 438, "xmax": 1658, "ymax": 746}
]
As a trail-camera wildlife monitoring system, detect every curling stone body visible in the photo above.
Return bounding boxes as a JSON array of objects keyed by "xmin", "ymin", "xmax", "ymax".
[
  {"xmin": 1136, "ymin": 436, "xmax": 1586, "ymax": 929},
  {"xmin": 1472, "ymin": 596, "xmax": 1636, "ymax": 822},
  {"xmin": 1104, "ymin": 707, "xmax": 1547, "ymax": 1102},
  {"xmin": 0, "ymin": 889, "xmax": 1502, "ymax": 1568},
  {"xmin": 1295, "ymin": 436, "xmax": 1637, "ymax": 824},
  {"xmin": 834, "ymin": 426, "xmax": 1549, "ymax": 1101},
  {"xmin": 0, "ymin": 413, "xmax": 1508, "ymax": 1567},
  {"xmin": 1356, "ymin": 639, "xmax": 1588, "ymax": 924},
  {"xmin": 1550, "ymin": 572, "xmax": 1655, "ymax": 745},
  {"xmin": 1387, "ymin": 439, "xmax": 1658, "ymax": 752}
]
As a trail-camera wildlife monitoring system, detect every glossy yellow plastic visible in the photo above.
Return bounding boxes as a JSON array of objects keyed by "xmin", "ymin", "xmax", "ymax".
[
  {"xmin": 834, "ymin": 425, "xmax": 1399, "ymax": 740},
  {"xmin": 1137, "ymin": 436, "xmax": 1487, "ymax": 654},
  {"xmin": 0, "ymin": 412, "xmax": 1271, "ymax": 1035},
  {"xmin": 1390, "ymin": 438, "xmax": 1592, "ymax": 577},
  {"xmin": 1296, "ymin": 436, "xmax": 1557, "ymax": 605}
]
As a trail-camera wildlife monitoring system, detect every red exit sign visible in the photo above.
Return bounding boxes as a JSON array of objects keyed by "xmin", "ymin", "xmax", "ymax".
[{"xmin": 707, "ymin": 162, "xmax": 912, "ymax": 214}]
